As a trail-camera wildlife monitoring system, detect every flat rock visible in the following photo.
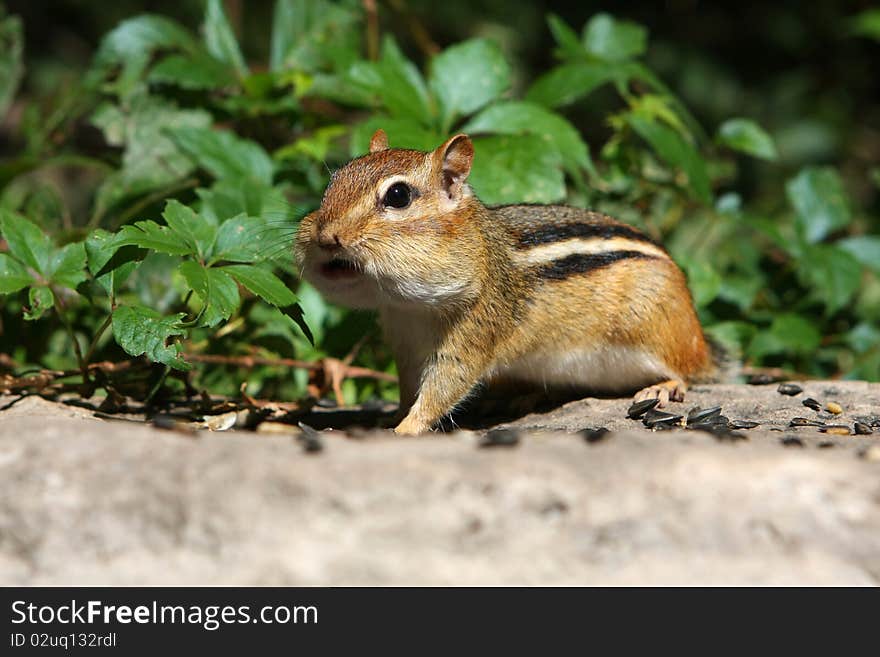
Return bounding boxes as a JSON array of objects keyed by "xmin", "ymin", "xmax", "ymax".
[{"xmin": 1, "ymin": 382, "xmax": 879, "ymax": 585}]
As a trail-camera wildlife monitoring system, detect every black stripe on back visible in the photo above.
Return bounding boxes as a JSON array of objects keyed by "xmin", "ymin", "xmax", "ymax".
[
  {"xmin": 536, "ymin": 251, "xmax": 659, "ymax": 280},
  {"xmin": 517, "ymin": 222, "xmax": 659, "ymax": 249}
]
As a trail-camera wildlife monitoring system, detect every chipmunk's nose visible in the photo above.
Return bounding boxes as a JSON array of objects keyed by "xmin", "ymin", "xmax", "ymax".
[{"xmin": 315, "ymin": 228, "xmax": 342, "ymax": 251}]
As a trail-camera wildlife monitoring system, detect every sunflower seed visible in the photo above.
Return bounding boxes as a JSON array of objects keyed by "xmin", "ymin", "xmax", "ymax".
[
  {"xmin": 729, "ymin": 419, "xmax": 759, "ymax": 430},
  {"xmin": 825, "ymin": 401, "xmax": 843, "ymax": 414},
  {"xmin": 854, "ymin": 422, "xmax": 873, "ymax": 436},
  {"xmin": 687, "ymin": 406, "xmax": 722, "ymax": 425},
  {"xmin": 802, "ymin": 398, "xmax": 822, "ymax": 411},
  {"xmin": 643, "ymin": 409, "xmax": 683, "ymax": 427},
  {"xmin": 297, "ymin": 422, "xmax": 324, "ymax": 453},
  {"xmin": 777, "ymin": 383, "xmax": 803, "ymax": 396},
  {"xmin": 627, "ymin": 398, "xmax": 660, "ymax": 419},
  {"xmin": 790, "ymin": 417, "xmax": 825, "ymax": 427},
  {"xmin": 781, "ymin": 436, "xmax": 804, "ymax": 447}
]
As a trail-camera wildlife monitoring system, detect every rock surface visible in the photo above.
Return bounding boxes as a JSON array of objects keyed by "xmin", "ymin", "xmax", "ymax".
[{"xmin": 1, "ymin": 381, "xmax": 879, "ymax": 585}]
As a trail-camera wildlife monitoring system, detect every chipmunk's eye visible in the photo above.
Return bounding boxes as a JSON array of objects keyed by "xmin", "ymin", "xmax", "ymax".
[{"xmin": 382, "ymin": 182, "xmax": 412, "ymax": 209}]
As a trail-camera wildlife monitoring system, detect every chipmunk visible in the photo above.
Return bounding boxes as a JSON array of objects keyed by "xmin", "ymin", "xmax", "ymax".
[{"xmin": 295, "ymin": 129, "xmax": 717, "ymax": 434}]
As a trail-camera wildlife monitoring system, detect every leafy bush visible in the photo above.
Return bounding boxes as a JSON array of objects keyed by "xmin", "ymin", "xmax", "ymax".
[{"xmin": 0, "ymin": 1, "xmax": 877, "ymax": 407}]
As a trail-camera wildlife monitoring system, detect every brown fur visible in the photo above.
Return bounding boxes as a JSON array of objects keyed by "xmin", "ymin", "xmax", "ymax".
[{"xmin": 295, "ymin": 132, "xmax": 715, "ymax": 434}]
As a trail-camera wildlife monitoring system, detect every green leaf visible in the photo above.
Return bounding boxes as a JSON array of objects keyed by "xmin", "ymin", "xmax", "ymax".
[
  {"xmin": 203, "ymin": 0, "xmax": 247, "ymax": 76},
  {"xmin": 582, "ymin": 13, "xmax": 647, "ymax": 61},
  {"xmin": 717, "ymin": 118, "xmax": 777, "ymax": 160},
  {"xmin": 222, "ymin": 264, "xmax": 313, "ymax": 343},
  {"xmin": 350, "ymin": 117, "xmax": 441, "ymax": 156},
  {"xmin": 469, "ymin": 135, "xmax": 565, "ymax": 204},
  {"xmin": 837, "ymin": 236, "xmax": 880, "ymax": 274},
  {"xmin": 0, "ymin": 210, "xmax": 52, "ymax": 274},
  {"xmin": 85, "ymin": 229, "xmax": 141, "ymax": 295},
  {"xmin": 546, "ymin": 14, "xmax": 584, "ymax": 59},
  {"xmin": 786, "ymin": 167, "xmax": 852, "ymax": 243},
  {"xmin": 47, "ymin": 242, "xmax": 87, "ymax": 290},
  {"xmin": 91, "ymin": 94, "xmax": 212, "ymax": 212},
  {"xmin": 748, "ymin": 314, "xmax": 821, "ymax": 359},
  {"xmin": 0, "ymin": 12, "xmax": 24, "ymax": 120},
  {"xmin": 197, "ymin": 179, "xmax": 293, "ymax": 225},
  {"xmin": 680, "ymin": 258, "xmax": 722, "ymax": 307},
  {"xmin": 24, "ymin": 286, "xmax": 53, "ymax": 321},
  {"xmin": 88, "ymin": 14, "xmax": 197, "ymax": 96},
  {"xmin": 429, "ymin": 39, "xmax": 511, "ymax": 131},
  {"xmin": 167, "ymin": 126, "xmax": 275, "ymax": 185},
  {"xmin": 347, "ymin": 36, "xmax": 432, "ymax": 123},
  {"xmin": 461, "ymin": 100, "xmax": 591, "ymax": 174},
  {"xmin": 212, "ymin": 214, "xmax": 272, "ymax": 263},
  {"xmin": 148, "ymin": 52, "xmax": 236, "ymax": 90},
  {"xmin": 179, "ymin": 261, "xmax": 240, "ymax": 328},
  {"xmin": 796, "ymin": 244, "xmax": 863, "ymax": 315},
  {"xmin": 161, "ymin": 200, "xmax": 217, "ymax": 260},
  {"xmin": 850, "ymin": 8, "xmax": 880, "ymax": 41},
  {"xmin": 268, "ymin": 0, "xmax": 361, "ymax": 74},
  {"xmin": 111, "ymin": 305, "xmax": 190, "ymax": 370},
  {"xmin": 0, "ymin": 253, "xmax": 32, "ymax": 293},
  {"xmin": 627, "ymin": 114, "xmax": 711, "ymax": 204},
  {"xmin": 845, "ymin": 322, "xmax": 880, "ymax": 353},
  {"xmin": 114, "ymin": 221, "xmax": 194, "ymax": 256},
  {"xmin": 525, "ymin": 62, "xmax": 617, "ymax": 108}
]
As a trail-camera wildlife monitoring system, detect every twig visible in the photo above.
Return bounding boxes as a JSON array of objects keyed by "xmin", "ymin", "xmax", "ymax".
[
  {"xmin": 184, "ymin": 352, "xmax": 396, "ymax": 382},
  {"xmin": 386, "ymin": 0, "xmax": 440, "ymax": 56},
  {"xmin": 363, "ymin": 0, "xmax": 380, "ymax": 61}
]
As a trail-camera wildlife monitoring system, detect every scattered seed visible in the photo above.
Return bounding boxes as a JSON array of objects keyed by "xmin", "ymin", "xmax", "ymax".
[
  {"xmin": 855, "ymin": 415, "xmax": 880, "ymax": 428},
  {"xmin": 854, "ymin": 422, "xmax": 873, "ymax": 436},
  {"xmin": 825, "ymin": 402, "xmax": 843, "ymax": 415},
  {"xmin": 802, "ymin": 398, "xmax": 822, "ymax": 412},
  {"xmin": 820, "ymin": 425, "xmax": 851, "ymax": 436},
  {"xmin": 817, "ymin": 441, "xmax": 835, "ymax": 449},
  {"xmin": 480, "ymin": 428, "xmax": 520, "ymax": 448},
  {"xmin": 687, "ymin": 406, "xmax": 722, "ymax": 425},
  {"xmin": 781, "ymin": 436, "xmax": 804, "ymax": 447},
  {"xmin": 747, "ymin": 373, "xmax": 775, "ymax": 385},
  {"xmin": 642, "ymin": 409, "xmax": 683, "ymax": 428},
  {"xmin": 777, "ymin": 383, "xmax": 803, "ymax": 396},
  {"xmin": 297, "ymin": 422, "xmax": 324, "ymax": 453},
  {"xmin": 790, "ymin": 417, "xmax": 825, "ymax": 427},
  {"xmin": 728, "ymin": 419, "xmax": 759, "ymax": 430},
  {"xmin": 627, "ymin": 398, "xmax": 660, "ymax": 419},
  {"xmin": 580, "ymin": 427, "xmax": 611, "ymax": 443}
]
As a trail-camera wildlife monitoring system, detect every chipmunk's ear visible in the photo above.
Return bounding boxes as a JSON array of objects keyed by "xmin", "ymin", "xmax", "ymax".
[
  {"xmin": 369, "ymin": 129, "xmax": 389, "ymax": 153},
  {"xmin": 434, "ymin": 134, "xmax": 473, "ymax": 200}
]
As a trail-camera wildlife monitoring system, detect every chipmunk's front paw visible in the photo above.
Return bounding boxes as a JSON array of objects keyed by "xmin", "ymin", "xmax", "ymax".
[{"xmin": 634, "ymin": 379, "xmax": 687, "ymax": 406}]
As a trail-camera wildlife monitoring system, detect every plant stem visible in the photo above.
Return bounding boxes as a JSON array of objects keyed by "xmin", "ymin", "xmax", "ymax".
[
  {"xmin": 145, "ymin": 365, "xmax": 170, "ymax": 405},
  {"xmin": 82, "ymin": 314, "xmax": 113, "ymax": 371},
  {"xmin": 52, "ymin": 290, "xmax": 88, "ymax": 384}
]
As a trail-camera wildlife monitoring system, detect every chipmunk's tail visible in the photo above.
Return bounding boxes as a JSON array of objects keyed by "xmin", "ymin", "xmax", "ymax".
[{"xmin": 694, "ymin": 332, "xmax": 742, "ymax": 383}]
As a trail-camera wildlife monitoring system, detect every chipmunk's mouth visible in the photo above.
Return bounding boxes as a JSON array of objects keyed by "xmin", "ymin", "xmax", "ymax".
[{"xmin": 320, "ymin": 257, "xmax": 360, "ymax": 280}]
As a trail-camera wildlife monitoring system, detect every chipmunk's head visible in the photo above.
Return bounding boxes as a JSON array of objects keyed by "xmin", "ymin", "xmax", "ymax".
[{"xmin": 295, "ymin": 130, "xmax": 483, "ymax": 308}]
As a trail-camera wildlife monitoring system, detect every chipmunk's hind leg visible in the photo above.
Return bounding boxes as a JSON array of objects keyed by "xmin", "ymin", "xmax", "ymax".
[{"xmin": 634, "ymin": 379, "xmax": 687, "ymax": 406}]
